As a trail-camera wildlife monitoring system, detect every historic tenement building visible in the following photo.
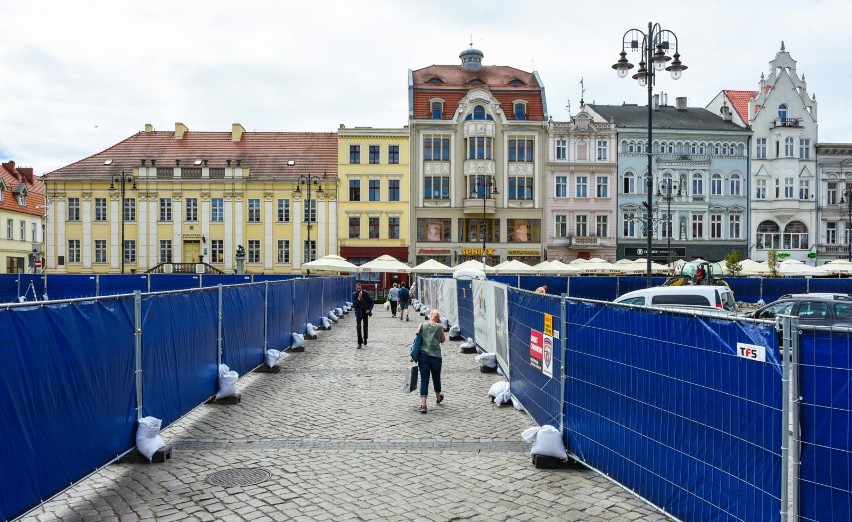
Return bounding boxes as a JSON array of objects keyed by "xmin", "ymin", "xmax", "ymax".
[{"xmin": 1, "ymin": 161, "xmax": 46, "ymax": 273}]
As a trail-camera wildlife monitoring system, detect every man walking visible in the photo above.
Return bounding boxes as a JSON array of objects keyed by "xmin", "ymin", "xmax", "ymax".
[
  {"xmin": 388, "ymin": 283, "xmax": 400, "ymax": 318},
  {"xmin": 397, "ymin": 282, "xmax": 411, "ymax": 321},
  {"xmin": 352, "ymin": 283, "xmax": 374, "ymax": 349}
]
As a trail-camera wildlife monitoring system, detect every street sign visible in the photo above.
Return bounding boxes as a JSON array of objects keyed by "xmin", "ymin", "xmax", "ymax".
[{"xmin": 34, "ymin": 259, "xmax": 42, "ymax": 269}]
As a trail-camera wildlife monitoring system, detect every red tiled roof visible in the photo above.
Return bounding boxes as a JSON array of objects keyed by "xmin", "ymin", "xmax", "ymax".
[
  {"xmin": 724, "ymin": 90, "xmax": 757, "ymax": 123},
  {"xmin": 0, "ymin": 161, "xmax": 46, "ymax": 216},
  {"xmin": 411, "ymin": 64, "xmax": 546, "ymax": 121},
  {"xmin": 44, "ymin": 129, "xmax": 339, "ymax": 180}
]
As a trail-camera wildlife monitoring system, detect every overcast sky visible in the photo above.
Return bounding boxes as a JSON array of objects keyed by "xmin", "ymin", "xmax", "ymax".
[{"xmin": 1, "ymin": 0, "xmax": 849, "ymax": 175}]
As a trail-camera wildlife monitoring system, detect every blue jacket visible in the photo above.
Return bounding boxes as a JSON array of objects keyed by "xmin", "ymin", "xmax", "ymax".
[{"xmin": 351, "ymin": 289, "xmax": 374, "ymax": 318}]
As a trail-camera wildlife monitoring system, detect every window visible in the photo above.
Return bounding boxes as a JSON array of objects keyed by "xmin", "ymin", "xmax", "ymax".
[
  {"xmin": 467, "ymin": 136, "xmax": 493, "ymax": 159},
  {"xmin": 556, "ymin": 138, "xmax": 567, "ymax": 160},
  {"xmin": 509, "ymin": 176, "xmax": 533, "ymax": 200},
  {"xmin": 473, "ymin": 105, "xmax": 487, "ymax": 120},
  {"xmin": 212, "ymin": 198, "xmax": 224, "ymax": 222},
  {"xmin": 68, "ymin": 239, "xmax": 80, "ymax": 263},
  {"xmin": 555, "ymin": 176, "xmax": 567, "ymax": 198},
  {"xmin": 431, "ymin": 101, "xmax": 443, "ymax": 119},
  {"xmin": 369, "ymin": 180, "xmax": 380, "ymax": 202},
  {"xmin": 211, "ymin": 240, "xmax": 224, "ymax": 263},
  {"xmin": 349, "ymin": 179, "xmax": 361, "ymax": 201},
  {"xmin": 729, "ymin": 174, "xmax": 741, "ymax": 196},
  {"xmin": 388, "ymin": 179, "xmax": 400, "ymax": 201},
  {"xmin": 417, "ymin": 218, "xmax": 451, "ymax": 242},
  {"xmin": 5, "ymin": 218, "xmax": 11, "ymax": 239},
  {"xmin": 575, "ymin": 215, "xmax": 588, "ymax": 236},
  {"xmin": 458, "ymin": 218, "xmax": 498, "ymax": 243},
  {"xmin": 19, "ymin": 220, "xmax": 25, "ymax": 240},
  {"xmin": 185, "ymin": 198, "xmax": 197, "ymax": 222},
  {"xmin": 369, "ymin": 217, "xmax": 380, "ymax": 239},
  {"xmin": 783, "ymin": 221, "xmax": 809, "ymax": 249},
  {"xmin": 277, "ymin": 199, "xmax": 290, "ymax": 222},
  {"xmin": 508, "ymin": 139, "xmax": 534, "ymax": 162},
  {"xmin": 623, "ymin": 172, "xmax": 636, "ymax": 194},
  {"xmin": 596, "ymin": 140, "xmax": 608, "ymax": 161},
  {"xmin": 159, "ymin": 198, "xmax": 172, "ymax": 221},
  {"xmin": 785, "ymin": 137, "xmax": 794, "ymax": 157},
  {"xmin": 595, "ymin": 176, "xmax": 608, "ymax": 198},
  {"xmin": 778, "ymin": 104, "xmax": 788, "ymax": 123},
  {"xmin": 756, "ymin": 179, "xmax": 767, "ymax": 199},
  {"xmin": 247, "ymin": 198, "xmax": 261, "ymax": 222},
  {"xmin": 303, "ymin": 240, "xmax": 316, "ymax": 263},
  {"xmin": 711, "ymin": 173, "xmax": 723, "ymax": 195},
  {"xmin": 827, "ymin": 222, "xmax": 837, "ymax": 244},
  {"xmin": 388, "ymin": 145, "xmax": 399, "ymax": 164},
  {"xmin": 623, "ymin": 212, "xmax": 637, "ymax": 238},
  {"xmin": 424, "ymin": 136, "xmax": 450, "ymax": 161},
  {"xmin": 784, "ymin": 178, "xmax": 794, "ymax": 199},
  {"xmin": 828, "ymin": 183, "xmax": 838, "ymax": 205},
  {"xmin": 576, "ymin": 176, "xmax": 588, "ymax": 198},
  {"xmin": 123, "ymin": 240, "xmax": 136, "ymax": 264},
  {"xmin": 348, "ymin": 216, "xmax": 361, "ymax": 239},
  {"xmin": 247, "ymin": 240, "xmax": 260, "ymax": 263},
  {"xmin": 388, "ymin": 217, "xmax": 400, "ymax": 239},
  {"xmin": 94, "ymin": 240, "xmax": 107, "ymax": 264},
  {"xmin": 159, "ymin": 240, "xmax": 172, "ymax": 263},
  {"xmin": 755, "ymin": 138, "xmax": 767, "ymax": 158},
  {"xmin": 799, "ymin": 180, "xmax": 810, "ymax": 200},
  {"xmin": 729, "ymin": 214, "xmax": 742, "ymax": 239},
  {"xmin": 596, "ymin": 215, "xmax": 608, "ymax": 238},
  {"xmin": 17, "ymin": 193, "xmax": 25, "ymax": 206},
  {"xmin": 123, "ymin": 197, "xmax": 136, "ymax": 222},
  {"xmin": 424, "ymin": 176, "xmax": 450, "ymax": 200},
  {"xmin": 68, "ymin": 197, "xmax": 80, "ymax": 221},
  {"xmin": 31, "ymin": 222, "xmax": 37, "ymax": 242},
  {"xmin": 756, "ymin": 221, "xmax": 781, "ymax": 249},
  {"xmin": 710, "ymin": 214, "xmax": 722, "ymax": 239},
  {"xmin": 514, "ymin": 102, "xmax": 526, "ymax": 120},
  {"xmin": 368, "ymin": 145, "xmax": 380, "ymax": 164},
  {"xmin": 799, "ymin": 138, "xmax": 811, "ymax": 159},
  {"xmin": 277, "ymin": 240, "xmax": 290, "ymax": 264},
  {"xmin": 507, "ymin": 219, "xmax": 540, "ymax": 242},
  {"xmin": 349, "ymin": 145, "xmax": 361, "ymax": 164},
  {"xmin": 304, "ymin": 199, "xmax": 316, "ymax": 223},
  {"xmin": 691, "ymin": 214, "xmax": 704, "ymax": 239},
  {"xmin": 94, "ymin": 198, "xmax": 107, "ymax": 221},
  {"xmin": 692, "ymin": 173, "xmax": 704, "ymax": 195},
  {"xmin": 555, "ymin": 214, "xmax": 567, "ymax": 237}
]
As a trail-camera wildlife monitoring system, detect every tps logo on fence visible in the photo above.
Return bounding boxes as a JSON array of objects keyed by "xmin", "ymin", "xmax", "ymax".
[{"xmin": 736, "ymin": 342, "xmax": 766, "ymax": 362}]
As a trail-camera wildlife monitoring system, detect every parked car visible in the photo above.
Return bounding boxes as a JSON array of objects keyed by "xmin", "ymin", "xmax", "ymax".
[
  {"xmin": 614, "ymin": 285, "xmax": 738, "ymax": 313},
  {"xmin": 744, "ymin": 293, "xmax": 852, "ymax": 327}
]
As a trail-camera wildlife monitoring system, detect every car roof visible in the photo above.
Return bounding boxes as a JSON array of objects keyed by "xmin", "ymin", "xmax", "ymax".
[
  {"xmin": 780, "ymin": 293, "xmax": 852, "ymax": 300},
  {"xmin": 618, "ymin": 285, "xmax": 729, "ymax": 297}
]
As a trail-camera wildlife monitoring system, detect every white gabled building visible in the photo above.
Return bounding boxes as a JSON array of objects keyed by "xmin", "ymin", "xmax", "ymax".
[{"xmin": 707, "ymin": 42, "xmax": 818, "ymax": 262}]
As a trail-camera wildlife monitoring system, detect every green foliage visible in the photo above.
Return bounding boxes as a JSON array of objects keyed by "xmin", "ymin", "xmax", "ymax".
[
  {"xmin": 725, "ymin": 250, "xmax": 742, "ymax": 276},
  {"xmin": 767, "ymin": 249, "xmax": 780, "ymax": 277}
]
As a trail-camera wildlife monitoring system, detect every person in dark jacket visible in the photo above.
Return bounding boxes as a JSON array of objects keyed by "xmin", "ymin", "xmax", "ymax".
[
  {"xmin": 352, "ymin": 283, "xmax": 374, "ymax": 349},
  {"xmin": 397, "ymin": 282, "xmax": 411, "ymax": 321}
]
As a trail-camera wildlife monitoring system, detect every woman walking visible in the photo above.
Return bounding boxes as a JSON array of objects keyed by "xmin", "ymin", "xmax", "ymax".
[
  {"xmin": 411, "ymin": 309, "xmax": 446, "ymax": 413},
  {"xmin": 388, "ymin": 283, "xmax": 399, "ymax": 318}
]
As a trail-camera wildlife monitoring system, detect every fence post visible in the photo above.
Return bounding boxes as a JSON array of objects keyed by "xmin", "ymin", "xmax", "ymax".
[
  {"xmin": 96, "ymin": 274, "xmax": 100, "ymax": 296},
  {"xmin": 134, "ymin": 290, "xmax": 143, "ymax": 421},
  {"xmin": 264, "ymin": 281, "xmax": 269, "ymax": 351},
  {"xmin": 559, "ymin": 294, "xmax": 567, "ymax": 437},
  {"xmin": 217, "ymin": 285, "xmax": 223, "ymax": 367},
  {"xmin": 778, "ymin": 314, "xmax": 799, "ymax": 522}
]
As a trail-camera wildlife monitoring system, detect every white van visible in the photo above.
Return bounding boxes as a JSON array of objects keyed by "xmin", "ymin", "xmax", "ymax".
[{"xmin": 614, "ymin": 285, "xmax": 738, "ymax": 313}]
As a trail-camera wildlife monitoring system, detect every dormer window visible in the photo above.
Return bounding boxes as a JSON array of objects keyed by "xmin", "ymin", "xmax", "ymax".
[
  {"xmin": 514, "ymin": 101, "xmax": 527, "ymax": 120},
  {"xmin": 18, "ymin": 194, "xmax": 26, "ymax": 206},
  {"xmin": 427, "ymin": 77, "xmax": 444, "ymax": 84},
  {"xmin": 464, "ymin": 105, "xmax": 493, "ymax": 121},
  {"xmin": 13, "ymin": 184, "xmax": 28, "ymax": 206},
  {"xmin": 508, "ymin": 78, "xmax": 525, "ymax": 86},
  {"xmin": 468, "ymin": 78, "xmax": 484, "ymax": 85},
  {"xmin": 430, "ymin": 100, "xmax": 444, "ymax": 119}
]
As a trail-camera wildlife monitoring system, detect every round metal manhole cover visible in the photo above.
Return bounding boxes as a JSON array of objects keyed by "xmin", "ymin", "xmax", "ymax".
[{"xmin": 207, "ymin": 467, "xmax": 271, "ymax": 487}]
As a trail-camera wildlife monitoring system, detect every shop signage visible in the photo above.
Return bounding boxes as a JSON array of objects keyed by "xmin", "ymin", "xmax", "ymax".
[
  {"xmin": 461, "ymin": 248, "xmax": 494, "ymax": 256},
  {"xmin": 508, "ymin": 249, "xmax": 539, "ymax": 256},
  {"xmin": 624, "ymin": 247, "xmax": 685, "ymax": 258},
  {"xmin": 417, "ymin": 248, "xmax": 451, "ymax": 254}
]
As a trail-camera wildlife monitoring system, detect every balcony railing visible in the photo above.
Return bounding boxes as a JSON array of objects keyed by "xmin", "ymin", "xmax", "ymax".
[
  {"xmin": 770, "ymin": 117, "xmax": 802, "ymax": 129},
  {"xmin": 147, "ymin": 262, "xmax": 224, "ymax": 274}
]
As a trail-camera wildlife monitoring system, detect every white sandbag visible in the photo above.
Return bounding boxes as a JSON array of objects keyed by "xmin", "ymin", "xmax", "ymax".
[
  {"xmin": 422, "ymin": 308, "xmax": 430, "ymax": 317},
  {"xmin": 320, "ymin": 317, "xmax": 331, "ymax": 330},
  {"xmin": 449, "ymin": 325, "xmax": 462, "ymax": 340},
  {"xmin": 291, "ymin": 332, "xmax": 305, "ymax": 349},
  {"xmin": 334, "ymin": 307, "xmax": 343, "ymax": 317},
  {"xmin": 440, "ymin": 317, "xmax": 450, "ymax": 331},
  {"xmin": 475, "ymin": 352, "xmax": 498, "ymax": 368},
  {"xmin": 135, "ymin": 416, "xmax": 165, "ymax": 460},
  {"xmin": 460, "ymin": 337, "xmax": 476, "ymax": 349},
  {"xmin": 327, "ymin": 310, "xmax": 339, "ymax": 323},
  {"xmin": 521, "ymin": 425, "xmax": 567, "ymax": 460},
  {"xmin": 488, "ymin": 380, "xmax": 512, "ymax": 405},
  {"xmin": 306, "ymin": 323, "xmax": 318, "ymax": 338},
  {"xmin": 413, "ymin": 303, "xmax": 422, "ymax": 312},
  {"xmin": 510, "ymin": 394, "xmax": 525, "ymax": 411},
  {"xmin": 215, "ymin": 363, "xmax": 239, "ymax": 399},
  {"xmin": 265, "ymin": 349, "xmax": 287, "ymax": 368}
]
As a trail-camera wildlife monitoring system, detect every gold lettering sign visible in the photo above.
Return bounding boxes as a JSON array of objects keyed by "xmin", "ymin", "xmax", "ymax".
[
  {"xmin": 461, "ymin": 248, "xmax": 494, "ymax": 256},
  {"xmin": 507, "ymin": 249, "xmax": 539, "ymax": 256},
  {"xmin": 417, "ymin": 248, "xmax": 451, "ymax": 254}
]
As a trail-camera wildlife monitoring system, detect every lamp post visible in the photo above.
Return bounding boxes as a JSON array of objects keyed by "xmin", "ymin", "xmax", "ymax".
[
  {"xmin": 840, "ymin": 183, "xmax": 852, "ymax": 262},
  {"xmin": 109, "ymin": 169, "xmax": 136, "ymax": 274},
  {"xmin": 474, "ymin": 176, "xmax": 498, "ymax": 268},
  {"xmin": 294, "ymin": 172, "xmax": 325, "ymax": 264},
  {"xmin": 613, "ymin": 22, "xmax": 687, "ymax": 287},
  {"xmin": 656, "ymin": 179, "xmax": 680, "ymax": 268}
]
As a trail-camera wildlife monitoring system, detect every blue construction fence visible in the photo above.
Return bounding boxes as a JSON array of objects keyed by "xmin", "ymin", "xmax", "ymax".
[
  {"xmin": 447, "ymin": 279, "xmax": 850, "ymax": 521},
  {"xmin": 0, "ymin": 275, "xmax": 354, "ymax": 522}
]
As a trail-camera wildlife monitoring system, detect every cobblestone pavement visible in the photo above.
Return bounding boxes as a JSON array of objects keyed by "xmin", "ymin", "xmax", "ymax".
[{"xmin": 20, "ymin": 307, "xmax": 673, "ymax": 522}]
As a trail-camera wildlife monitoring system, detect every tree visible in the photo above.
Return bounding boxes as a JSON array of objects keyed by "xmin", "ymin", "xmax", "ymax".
[
  {"xmin": 766, "ymin": 249, "xmax": 780, "ymax": 277},
  {"xmin": 725, "ymin": 249, "xmax": 743, "ymax": 277}
]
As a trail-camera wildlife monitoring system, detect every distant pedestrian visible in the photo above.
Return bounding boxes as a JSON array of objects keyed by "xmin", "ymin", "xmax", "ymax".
[
  {"xmin": 388, "ymin": 283, "xmax": 400, "ymax": 317},
  {"xmin": 351, "ymin": 283, "xmax": 374, "ymax": 349},
  {"xmin": 397, "ymin": 282, "xmax": 411, "ymax": 321},
  {"xmin": 411, "ymin": 309, "xmax": 446, "ymax": 413},
  {"xmin": 535, "ymin": 285, "xmax": 548, "ymax": 294}
]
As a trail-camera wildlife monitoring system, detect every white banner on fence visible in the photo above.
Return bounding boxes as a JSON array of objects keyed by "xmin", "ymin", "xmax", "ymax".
[
  {"xmin": 473, "ymin": 281, "xmax": 509, "ymax": 374},
  {"xmin": 416, "ymin": 277, "xmax": 458, "ymax": 326}
]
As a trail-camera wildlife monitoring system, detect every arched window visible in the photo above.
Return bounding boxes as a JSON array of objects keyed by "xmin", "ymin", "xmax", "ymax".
[
  {"xmin": 473, "ymin": 105, "xmax": 486, "ymax": 120},
  {"xmin": 783, "ymin": 221, "xmax": 810, "ymax": 249},
  {"xmin": 692, "ymin": 172, "xmax": 704, "ymax": 195},
  {"xmin": 711, "ymin": 173, "xmax": 723, "ymax": 195},
  {"xmin": 431, "ymin": 101, "xmax": 443, "ymax": 119},
  {"xmin": 756, "ymin": 220, "xmax": 781, "ymax": 249},
  {"xmin": 627, "ymin": 141, "xmax": 635, "ymax": 153},
  {"xmin": 691, "ymin": 142, "xmax": 698, "ymax": 154},
  {"xmin": 514, "ymin": 102, "xmax": 527, "ymax": 120},
  {"xmin": 729, "ymin": 173, "xmax": 741, "ymax": 196},
  {"xmin": 623, "ymin": 171, "xmax": 636, "ymax": 194},
  {"xmin": 778, "ymin": 104, "xmax": 788, "ymax": 123}
]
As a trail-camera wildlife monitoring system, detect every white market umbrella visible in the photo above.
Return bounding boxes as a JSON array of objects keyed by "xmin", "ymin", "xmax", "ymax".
[
  {"xmin": 817, "ymin": 259, "xmax": 852, "ymax": 276},
  {"xmin": 615, "ymin": 259, "xmax": 644, "ymax": 274},
  {"xmin": 453, "ymin": 259, "xmax": 493, "ymax": 273},
  {"xmin": 494, "ymin": 260, "xmax": 538, "ymax": 274},
  {"xmin": 779, "ymin": 259, "xmax": 826, "ymax": 277},
  {"xmin": 536, "ymin": 260, "xmax": 582, "ymax": 275},
  {"xmin": 409, "ymin": 259, "xmax": 454, "ymax": 274},
  {"xmin": 358, "ymin": 254, "xmax": 410, "ymax": 273},
  {"xmin": 577, "ymin": 259, "xmax": 624, "ymax": 275},
  {"xmin": 302, "ymin": 254, "xmax": 358, "ymax": 272},
  {"xmin": 737, "ymin": 259, "xmax": 772, "ymax": 276}
]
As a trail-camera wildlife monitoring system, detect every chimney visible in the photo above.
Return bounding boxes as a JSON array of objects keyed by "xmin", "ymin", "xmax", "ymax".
[
  {"xmin": 144, "ymin": 123, "xmax": 154, "ymax": 132},
  {"xmin": 232, "ymin": 123, "xmax": 246, "ymax": 142},
  {"xmin": 675, "ymin": 97, "xmax": 687, "ymax": 111},
  {"xmin": 652, "ymin": 94, "xmax": 660, "ymax": 110},
  {"xmin": 175, "ymin": 122, "xmax": 188, "ymax": 139},
  {"xmin": 720, "ymin": 102, "xmax": 733, "ymax": 122}
]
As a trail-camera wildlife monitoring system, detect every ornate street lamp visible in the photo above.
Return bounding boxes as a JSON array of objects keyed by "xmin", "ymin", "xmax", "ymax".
[
  {"xmin": 108, "ymin": 167, "xmax": 137, "ymax": 274},
  {"xmin": 473, "ymin": 176, "xmax": 498, "ymax": 267},
  {"xmin": 656, "ymin": 178, "xmax": 681, "ymax": 268},
  {"xmin": 840, "ymin": 182, "xmax": 852, "ymax": 262},
  {"xmin": 613, "ymin": 22, "xmax": 687, "ymax": 286},
  {"xmin": 294, "ymin": 172, "xmax": 326, "ymax": 264}
]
